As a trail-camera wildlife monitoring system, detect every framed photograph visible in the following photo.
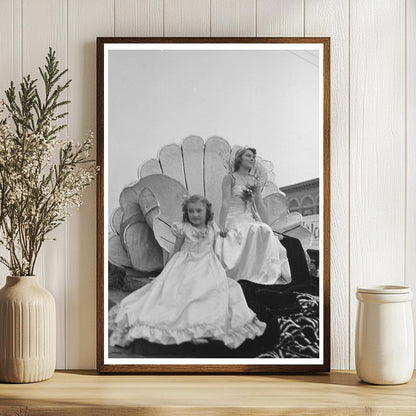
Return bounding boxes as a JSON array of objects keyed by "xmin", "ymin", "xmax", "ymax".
[{"xmin": 97, "ymin": 37, "xmax": 330, "ymax": 373}]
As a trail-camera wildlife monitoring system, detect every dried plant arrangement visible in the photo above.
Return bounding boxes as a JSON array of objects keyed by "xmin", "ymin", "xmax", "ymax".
[{"xmin": 0, "ymin": 48, "xmax": 96, "ymax": 276}]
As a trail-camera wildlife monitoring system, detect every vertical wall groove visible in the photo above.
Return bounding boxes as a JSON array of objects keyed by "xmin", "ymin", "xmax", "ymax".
[
  {"xmin": 63, "ymin": 0, "xmax": 69, "ymax": 370},
  {"xmin": 303, "ymin": 0, "xmax": 305, "ymax": 36},
  {"xmin": 21, "ymin": 0, "xmax": 68, "ymax": 369},
  {"xmin": 405, "ymin": 0, "xmax": 416, "ymax": 365},
  {"xmin": 349, "ymin": 0, "xmax": 406, "ymax": 369},
  {"xmin": 64, "ymin": 0, "xmax": 69, "ymax": 370},
  {"xmin": 348, "ymin": 0, "xmax": 351, "ymax": 369},
  {"xmin": 257, "ymin": 1, "xmax": 303, "ymax": 37},
  {"xmin": 19, "ymin": 0, "xmax": 22, "ymax": 80},
  {"xmin": 404, "ymin": 0, "xmax": 407, "ymax": 286},
  {"xmin": 1, "ymin": 0, "xmax": 413, "ymax": 370},
  {"xmin": 209, "ymin": 0, "xmax": 211, "ymax": 36},
  {"xmin": 20, "ymin": 0, "xmax": 23, "ymax": 80},
  {"xmin": 66, "ymin": 0, "xmax": 113, "ymax": 369}
]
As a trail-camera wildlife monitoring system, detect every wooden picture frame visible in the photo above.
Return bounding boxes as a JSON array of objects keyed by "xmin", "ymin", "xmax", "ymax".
[{"xmin": 97, "ymin": 37, "xmax": 330, "ymax": 373}]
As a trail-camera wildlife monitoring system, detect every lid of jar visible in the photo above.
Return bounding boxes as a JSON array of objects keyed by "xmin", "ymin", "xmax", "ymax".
[{"xmin": 357, "ymin": 285, "xmax": 411, "ymax": 294}]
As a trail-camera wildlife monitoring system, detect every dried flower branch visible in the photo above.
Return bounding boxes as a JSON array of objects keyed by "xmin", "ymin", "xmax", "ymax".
[{"xmin": 0, "ymin": 48, "xmax": 97, "ymax": 276}]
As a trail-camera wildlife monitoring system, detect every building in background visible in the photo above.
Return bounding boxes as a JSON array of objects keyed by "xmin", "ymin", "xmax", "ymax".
[
  {"xmin": 281, "ymin": 178, "xmax": 319, "ymax": 276},
  {"xmin": 281, "ymin": 178, "xmax": 319, "ymax": 217}
]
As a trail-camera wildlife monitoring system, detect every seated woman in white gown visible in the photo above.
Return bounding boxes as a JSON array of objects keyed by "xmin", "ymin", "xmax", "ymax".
[
  {"xmin": 109, "ymin": 194, "xmax": 266, "ymax": 350},
  {"xmin": 216, "ymin": 147, "xmax": 292, "ymax": 286}
]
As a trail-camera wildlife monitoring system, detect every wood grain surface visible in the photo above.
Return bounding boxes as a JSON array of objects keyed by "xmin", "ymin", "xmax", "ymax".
[
  {"xmin": 22, "ymin": 0, "xmax": 68, "ymax": 369},
  {"xmin": 211, "ymin": 0, "xmax": 256, "ymax": 37},
  {"xmin": 349, "ymin": 0, "xmax": 406, "ymax": 369},
  {"xmin": 164, "ymin": 0, "xmax": 211, "ymax": 37},
  {"xmin": 406, "ymin": 0, "xmax": 416, "ymax": 367},
  {"xmin": 305, "ymin": 0, "xmax": 349, "ymax": 371},
  {"xmin": 67, "ymin": 0, "xmax": 114, "ymax": 370},
  {"xmin": 0, "ymin": 371, "xmax": 415, "ymax": 415},
  {"xmin": 115, "ymin": 0, "xmax": 163, "ymax": 37},
  {"xmin": 257, "ymin": 0, "xmax": 304, "ymax": 37}
]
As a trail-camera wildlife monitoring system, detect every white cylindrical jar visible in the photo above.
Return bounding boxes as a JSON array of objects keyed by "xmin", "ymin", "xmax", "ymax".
[{"xmin": 355, "ymin": 285, "xmax": 414, "ymax": 385}]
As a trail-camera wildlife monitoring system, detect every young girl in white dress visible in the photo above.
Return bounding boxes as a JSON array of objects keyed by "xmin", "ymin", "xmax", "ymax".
[{"xmin": 109, "ymin": 194, "xmax": 266, "ymax": 350}]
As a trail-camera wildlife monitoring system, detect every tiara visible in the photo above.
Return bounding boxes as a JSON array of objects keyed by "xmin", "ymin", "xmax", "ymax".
[{"xmin": 235, "ymin": 146, "xmax": 251, "ymax": 157}]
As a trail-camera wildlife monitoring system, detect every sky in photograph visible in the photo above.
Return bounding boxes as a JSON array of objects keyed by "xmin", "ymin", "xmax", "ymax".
[{"xmin": 108, "ymin": 48, "xmax": 320, "ymax": 214}]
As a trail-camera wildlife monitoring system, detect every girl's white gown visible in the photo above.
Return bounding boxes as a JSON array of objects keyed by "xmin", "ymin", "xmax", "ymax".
[
  {"xmin": 109, "ymin": 222, "xmax": 266, "ymax": 349},
  {"xmin": 215, "ymin": 175, "xmax": 292, "ymax": 285}
]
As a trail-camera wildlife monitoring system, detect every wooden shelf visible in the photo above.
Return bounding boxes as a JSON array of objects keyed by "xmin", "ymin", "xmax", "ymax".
[{"xmin": 0, "ymin": 370, "xmax": 415, "ymax": 415}]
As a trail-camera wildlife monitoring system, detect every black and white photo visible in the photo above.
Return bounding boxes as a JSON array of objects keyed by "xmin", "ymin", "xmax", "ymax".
[{"xmin": 97, "ymin": 38, "xmax": 330, "ymax": 373}]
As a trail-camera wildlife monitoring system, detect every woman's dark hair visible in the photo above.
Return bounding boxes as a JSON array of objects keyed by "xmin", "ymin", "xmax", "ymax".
[
  {"xmin": 182, "ymin": 194, "xmax": 214, "ymax": 224},
  {"xmin": 233, "ymin": 147, "xmax": 257, "ymax": 172}
]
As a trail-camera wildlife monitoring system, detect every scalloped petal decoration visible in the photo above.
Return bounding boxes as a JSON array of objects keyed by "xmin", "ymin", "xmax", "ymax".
[{"xmin": 113, "ymin": 136, "xmax": 312, "ymax": 272}]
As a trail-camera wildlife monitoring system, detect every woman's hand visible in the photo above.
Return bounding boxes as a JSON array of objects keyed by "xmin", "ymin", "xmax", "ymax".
[{"xmin": 219, "ymin": 228, "xmax": 229, "ymax": 238}]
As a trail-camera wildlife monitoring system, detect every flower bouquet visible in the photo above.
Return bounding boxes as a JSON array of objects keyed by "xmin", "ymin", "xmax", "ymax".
[{"xmin": 240, "ymin": 183, "xmax": 259, "ymax": 209}]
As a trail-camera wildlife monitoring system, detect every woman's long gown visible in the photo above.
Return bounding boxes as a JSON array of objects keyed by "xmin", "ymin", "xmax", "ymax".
[
  {"xmin": 109, "ymin": 222, "xmax": 266, "ymax": 349},
  {"xmin": 215, "ymin": 174, "xmax": 292, "ymax": 285}
]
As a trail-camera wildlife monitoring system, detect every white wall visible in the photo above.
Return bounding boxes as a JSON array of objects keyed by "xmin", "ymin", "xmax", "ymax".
[{"xmin": 0, "ymin": 0, "xmax": 414, "ymax": 370}]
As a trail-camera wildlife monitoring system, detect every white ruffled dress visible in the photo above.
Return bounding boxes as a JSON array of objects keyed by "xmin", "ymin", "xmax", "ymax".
[{"xmin": 109, "ymin": 221, "xmax": 266, "ymax": 349}]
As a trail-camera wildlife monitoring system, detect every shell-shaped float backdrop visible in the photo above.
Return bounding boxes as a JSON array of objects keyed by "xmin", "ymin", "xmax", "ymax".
[{"xmin": 109, "ymin": 136, "xmax": 312, "ymax": 274}]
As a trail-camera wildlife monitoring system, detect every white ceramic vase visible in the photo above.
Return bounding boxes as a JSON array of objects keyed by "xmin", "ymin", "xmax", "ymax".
[
  {"xmin": 355, "ymin": 285, "xmax": 414, "ymax": 385},
  {"xmin": 0, "ymin": 276, "xmax": 56, "ymax": 383}
]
